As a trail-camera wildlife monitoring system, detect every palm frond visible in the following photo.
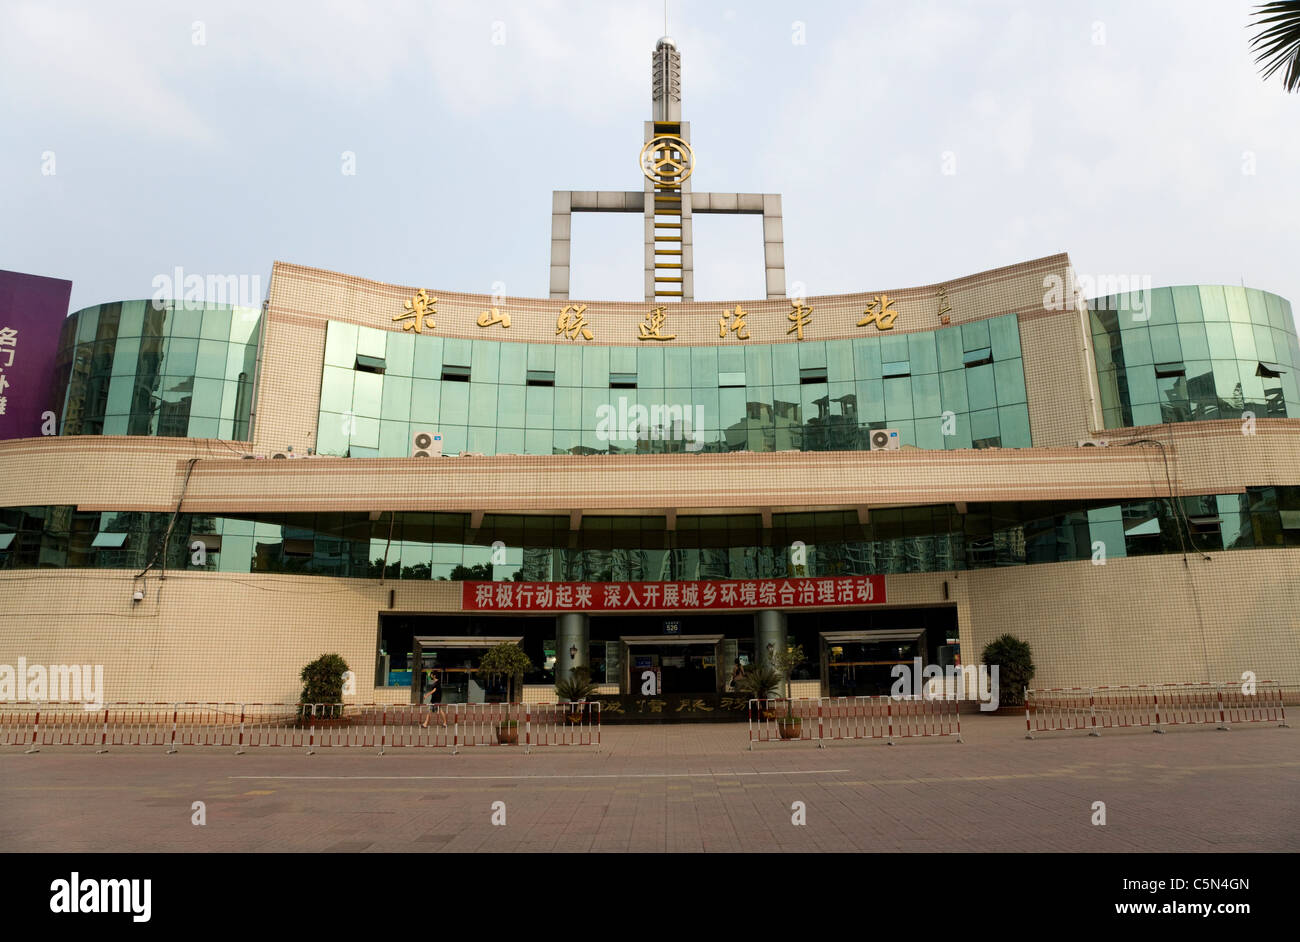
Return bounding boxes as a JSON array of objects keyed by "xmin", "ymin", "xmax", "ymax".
[{"xmin": 1250, "ymin": 1, "xmax": 1300, "ymax": 92}]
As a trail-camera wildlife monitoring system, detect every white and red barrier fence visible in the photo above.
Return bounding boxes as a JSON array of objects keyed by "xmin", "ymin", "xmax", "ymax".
[
  {"xmin": 748, "ymin": 696, "xmax": 962, "ymax": 749},
  {"xmin": 0, "ymin": 700, "xmax": 600, "ymax": 755},
  {"xmin": 1025, "ymin": 682, "xmax": 1290, "ymax": 738}
]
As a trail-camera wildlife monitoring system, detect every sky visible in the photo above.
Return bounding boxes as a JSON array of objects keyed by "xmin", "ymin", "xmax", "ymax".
[{"xmin": 2, "ymin": 0, "xmax": 1297, "ymax": 332}]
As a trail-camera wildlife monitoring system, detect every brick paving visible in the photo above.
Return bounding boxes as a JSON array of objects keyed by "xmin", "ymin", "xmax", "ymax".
[{"xmin": 0, "ymin": 716, "xmax": 1295, "ymax": 852}]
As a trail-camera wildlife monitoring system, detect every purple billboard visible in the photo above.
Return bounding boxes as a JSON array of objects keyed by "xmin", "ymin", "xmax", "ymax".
[{"xmin": 0, "ymin": 270, "xmax": 73, "ymax": 441}]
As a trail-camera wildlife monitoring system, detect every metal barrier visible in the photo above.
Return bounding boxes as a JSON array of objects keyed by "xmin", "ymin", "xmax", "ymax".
[
  {"xmin": 1026, "ymin": 682, "xmax": 1290, "ymax": 738},
  {"xmin": 0, "ymin": 700, "xmax": 604, "ymax": 754},
  {"xmin": 748, "ymin": 696, "xmax": 961, "ymax": 749},
  {"xmin": 527, "ymin": 702, "xmax": 601, "ymax": 748}
]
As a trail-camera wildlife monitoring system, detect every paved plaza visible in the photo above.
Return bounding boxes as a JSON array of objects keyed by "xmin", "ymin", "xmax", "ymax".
[{"xmin": 0, "ymin": 716, "xmax": 1294, "ymax": 853}]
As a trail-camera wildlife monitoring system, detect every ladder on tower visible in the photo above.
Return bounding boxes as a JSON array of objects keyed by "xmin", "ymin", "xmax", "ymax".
[{"xmin": 653, "ymin": 183, "xmax": 684, "ymax": 300}]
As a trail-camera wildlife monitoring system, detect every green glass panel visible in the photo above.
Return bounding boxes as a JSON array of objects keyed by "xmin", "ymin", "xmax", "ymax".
[
  {"xmin": 437, "ymin": 426, "xmax": 466, "ymax": 455},
  {"xmin": 1198, "ymin": 286, "xmax": 1229, "ymax": 322},
  {"xmin": 379, "ymin": 420, "xmax": 409, "ymax": 457},
  {"xmin": 229, "ymin": 307, "xmax": 260, "ymax": 346},
  {"xmin": 102, "ymin": 415, "xmax": 128, "ymax": 435},
  {"xmin": 497, "ymin": 342, "xmax": 526, "ymax": 385},
  {"xmin": 1224, "ymin": 286, "xmax": 1250, "ymax": 324},
  {"xmin": 355, "ymin": 326, "xmax": 386, "ymax": 359},
  {"xmin": 988, "ymin": 314, "xmax": 1021, "ymax": 360},
  {"xmin": 1126, "ymin": 366, "xmax": 1158, "ymax": 405},
  {"xmin": 497, "ymin": 427, "xmax": 525, "ymax": 454},
  {"xmin": 385, "ymin": 333, "xmax": 414, "ymax": 376},
  {"xmin": 498, "ymin": 385, "xmax": 526, "ymax": 427},
  {"xmin": 883, "ymin": 376, "xmax": 913, "ymax": 420},
  {"xmin": 914, "ymin": 416, "xmax": 945, "ymax": 450},
  {"xmin": 717, "ymin": 344, "xmax": 744, "ymax": 374},
  {"xmin": 118, "ymin": 301, "xmax": 145, "ymax": 337},
  {"xmin": 961, "ymin": 319, "xmax": 989, "ymax": 351},
  {"xmin": 1131, "ymin": 402, "xmax": 1162, "ymax": 427},
  {"xmin": 744, "ymin": 344, "xmax": 773, "ymax": 386},
  {"xmin": 381, "ymin": 375, "xmax": 412, "ymax": 421},
  {"xmin": 164, "ymin": 337, "xmax": 198, "ymax": 375},
  {"xmin": 1212, "ymin": 359, "xmax": 1240, "ymax": 401},
  {"xmin": 997, "ymin": 403, "xmax": 1031, "ymax": 447},
  {"xmin": 468, "ymin": 382, "xmax": 498, "ymax": 425},
  {"xmin": 350, "ymin": 416, "xmax": 380, "ymax": 449},
  {"xmin": 200, "ymin": 307, "xmax": 232, "ymax": 341},
  {"xmin": 970, "ymin": 408, "xmax": 998, "ymax": 441},
  {"xmin": 993, "ymin": 359, "xmax": 1027, "ymax": 404},
  {"xmin": 352, "ymin": 371, "xmax": 383, "ymax": 418},
  {"xmin": 554, "ymin": 387, "xmax": 581, "ymax": 429},
  {"xmin": 554, "ymin": 345, "xmax": 581, "ymax": 386},
  {"xmin": 525, "ymin": 384, "xmax": 555, "ymax": 423},
  {"xmin": 169, "ymin": 307, "xmax": 203, "ymax": 338},
  {"xmin": 1253, "ymin": 324, "xmax": 1276, "ymax": 362},
  {"xmin": 691, "ymin": 345, "xmax": 719, "ymax": 383},
  {"xmin": 191, "ymin": 378, "xmax": 226, "ymax": 417},
  {"xmin": 412, "ymin": 335, "xmax": 442, "ymax": 379},
  {"xmin": 911, "ymin": 373, "xmax": 940, "ymax": 417},
  {"xmin": 1204, "ymin": 322, "xmax": 1235, "ymax": 359},
  {"xmin": 826, "ymin": 340, "xmax": 854, "ymax": 382},
  {"xmin": 220, "ymin": 380, "xmax": 240, "ymax": 422},
  {"xmin": 471, "ymin": 340, "xmax": 500, "ymax": 383},
  {"xmin": 965, "ymin": 363, "xmax": 996, "ymax": 411},
  {"xmin": 939, "ymin": 369, "xmax": 967, "ymax": 414},
  {"xmin": 1177, "ymin": 323, "xmax": 1209, "ymax": 361},
  {"xmin": 771, "ymin": 344, "xmax": 799, "ymax": 385},
  {"xmin": 1264, "ymin": 292, "xmax": 1289, "ymax": 331},
  {"xmin": 410, "ymin": 378, "xmax": 440, "ymax": 423},
  {"xmin": 111, "ymin": 338, "xmax": 140, "ymax": 375},
  {"xmin": 797, "ymin": 341, "xmax": 826, "ymax": 369},
  {"xmin": 468, "ymin": 426, "xmax": 497, "ymax": 455},
  {"xmin": 637, "ymin": 345, "xmax": 666, "ymax": 387},
  {"xmin": 1246, "ymin": 289, "xmax": 1271, "ymax": 328},
  {"xmin": 853, "ymin": 336, "xmax": 883, "ymax": 379},
  {"xmin": 1231, "ymin": 322, "xmax": 1257, "ymax": 360},
  {"xmin": 525, "ymin": 428, "xmax": 552, "ymax": 454},
  {"xmin": 440, "ymin": 381, "xmax": 469, "ymax": 424},
  {"xmin": 196, "ymin": 339, "xmax": 227, "ymax": 378},
  {"xmin": 1148, "ymin": 325, "xmax": 1181, "ymax": 363},
  {"xmin": 880, "ymin": 332, "xmax": 908, "ymax": 363},
  {"xmin": 1154, "ymin": 287, "xmax": 1183, "ymax": 325},
  {"xmin": 907, "ymin": 332, "xmax": 938, "ymax": 375},
  {"xmin": 105, "ymin": 376, "xmax": 133, "ymax": 415},
  {"xmin": 526, "ymin": 343, "xmax": 555, "ymax": 371},
  {"xmin": 610, "ymin": 346, "xmax": 637, "ymax": 374},
  {"xmin": 581, "ymin": 345, "xmax": 608, "ymax": 387},
  {"xmin": 188, "ymin": 416, "xmax": 217, "ymax": 439}
]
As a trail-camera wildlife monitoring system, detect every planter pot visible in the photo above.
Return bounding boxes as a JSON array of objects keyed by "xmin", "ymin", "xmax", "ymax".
[
  {"xmin": 497, "ymin": 725, "xmax": 519, "ymax": 745},
  {"xmin": 777, "ymin": 720, "xmax": 802, "ymax": 740}
]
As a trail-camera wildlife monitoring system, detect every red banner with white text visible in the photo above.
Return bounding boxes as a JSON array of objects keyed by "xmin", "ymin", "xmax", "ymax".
[{"xmin": 461, "ymin": 575, "xmax": 885, "ymax": 612}]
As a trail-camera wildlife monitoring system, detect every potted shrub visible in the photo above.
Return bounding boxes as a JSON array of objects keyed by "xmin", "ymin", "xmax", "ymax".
[
  {"xmin": 298, "ymin": 653, "xmax": 351, "ymax": 727},
  {"xmin": 735, "ymin": 660, "xmax": 783, "ymax": 718},
  {"xmin": 772, "ymin": 644, "xmax": 807, "ymax": 739},
  {"xmin": 980, "ymin": 634, "xmax": 1035, "ymax": 710},
  {"xmin": 475, "ymin": 642, "xmax": 532, "ymax": 744},
  {"xmin": 555, "ymin": 665, "xmax": 598, "ymax": 723}
]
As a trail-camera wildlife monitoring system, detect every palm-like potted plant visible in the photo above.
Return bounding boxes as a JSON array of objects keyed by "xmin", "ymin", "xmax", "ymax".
[
  {"xmin": 555, "ymin": 665, "xmax": 598, "ymax": 723},
  {"xmin": 475, "ymin": 642, "xmax": 532, "ymax": 744},
  {"xmin": 772, "ymin": 644, "xmax": 807, "ymax": 739},
  {"xmin": 735, "ymin": 659, "xmax": 783, "ymax": 719}
]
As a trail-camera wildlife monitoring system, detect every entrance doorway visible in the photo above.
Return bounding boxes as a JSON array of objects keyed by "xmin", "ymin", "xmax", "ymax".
[
  {"xmin": 820, "ymin": 629, "xmax": 926, "ymax": 698},
  {"xmin": 620, "ymin": 635, "xmax": 722, "ymax": 695},
  {"xmin": 411, "ymin": 636, "xmax": 521, "ymax": 705}
]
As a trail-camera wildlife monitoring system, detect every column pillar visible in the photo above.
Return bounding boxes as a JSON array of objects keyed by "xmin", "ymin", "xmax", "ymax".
[
  {"xmin": 753, "ymin": 609, "xmax": 787, "ymax": 666},
  {"xmin": 555, "ymin": 612, "xmax": 590, "ymax": 680}
]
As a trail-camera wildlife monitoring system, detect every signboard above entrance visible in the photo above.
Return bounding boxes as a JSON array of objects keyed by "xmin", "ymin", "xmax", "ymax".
[{"xmin": 462, "ymin": 575, "xmax": 885, "ymax": 612}]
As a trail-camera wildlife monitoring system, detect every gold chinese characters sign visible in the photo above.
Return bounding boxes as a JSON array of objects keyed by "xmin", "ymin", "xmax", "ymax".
[{"xmin": 383, "ymin": 293, "xmax": 916, "ymax": 342}]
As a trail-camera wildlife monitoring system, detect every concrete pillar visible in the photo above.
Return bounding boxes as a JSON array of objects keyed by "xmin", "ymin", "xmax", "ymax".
[
  {"xmin": 753, "ymin": 609, "xmax": 787, "ymax": 667},
  {"xmin": 555, "ymin": 612, "xmax": 590, "ymax": 680}
]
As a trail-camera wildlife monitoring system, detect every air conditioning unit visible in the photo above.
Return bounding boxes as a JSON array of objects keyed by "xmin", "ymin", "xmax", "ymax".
[
  {"xmin": 869, "ymin": 429, "xmax": 900, "ymax": 451},
  {"xmin": 1077, "ymin": 438, "xmax": 1110, "ymax": 447},
  {"xmin": 411, "ymin": 430, "xmax": 443, "ymax": 458}
]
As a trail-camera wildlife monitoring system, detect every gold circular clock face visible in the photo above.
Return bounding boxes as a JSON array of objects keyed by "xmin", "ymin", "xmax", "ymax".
[{"xmin": 640, "ymin": 134, "xmax": 694, "ymax": 186}]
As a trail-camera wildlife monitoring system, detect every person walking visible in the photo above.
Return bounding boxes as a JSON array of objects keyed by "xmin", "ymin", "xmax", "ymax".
[{"xmin": 420, "ymin": 671, "xmax": 447, "ymax": 728}]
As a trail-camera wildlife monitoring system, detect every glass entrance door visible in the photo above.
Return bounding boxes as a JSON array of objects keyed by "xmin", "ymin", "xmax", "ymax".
[{"xmin": 823, "ymin": 631, "xmax": 926, "ymax": 698}]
